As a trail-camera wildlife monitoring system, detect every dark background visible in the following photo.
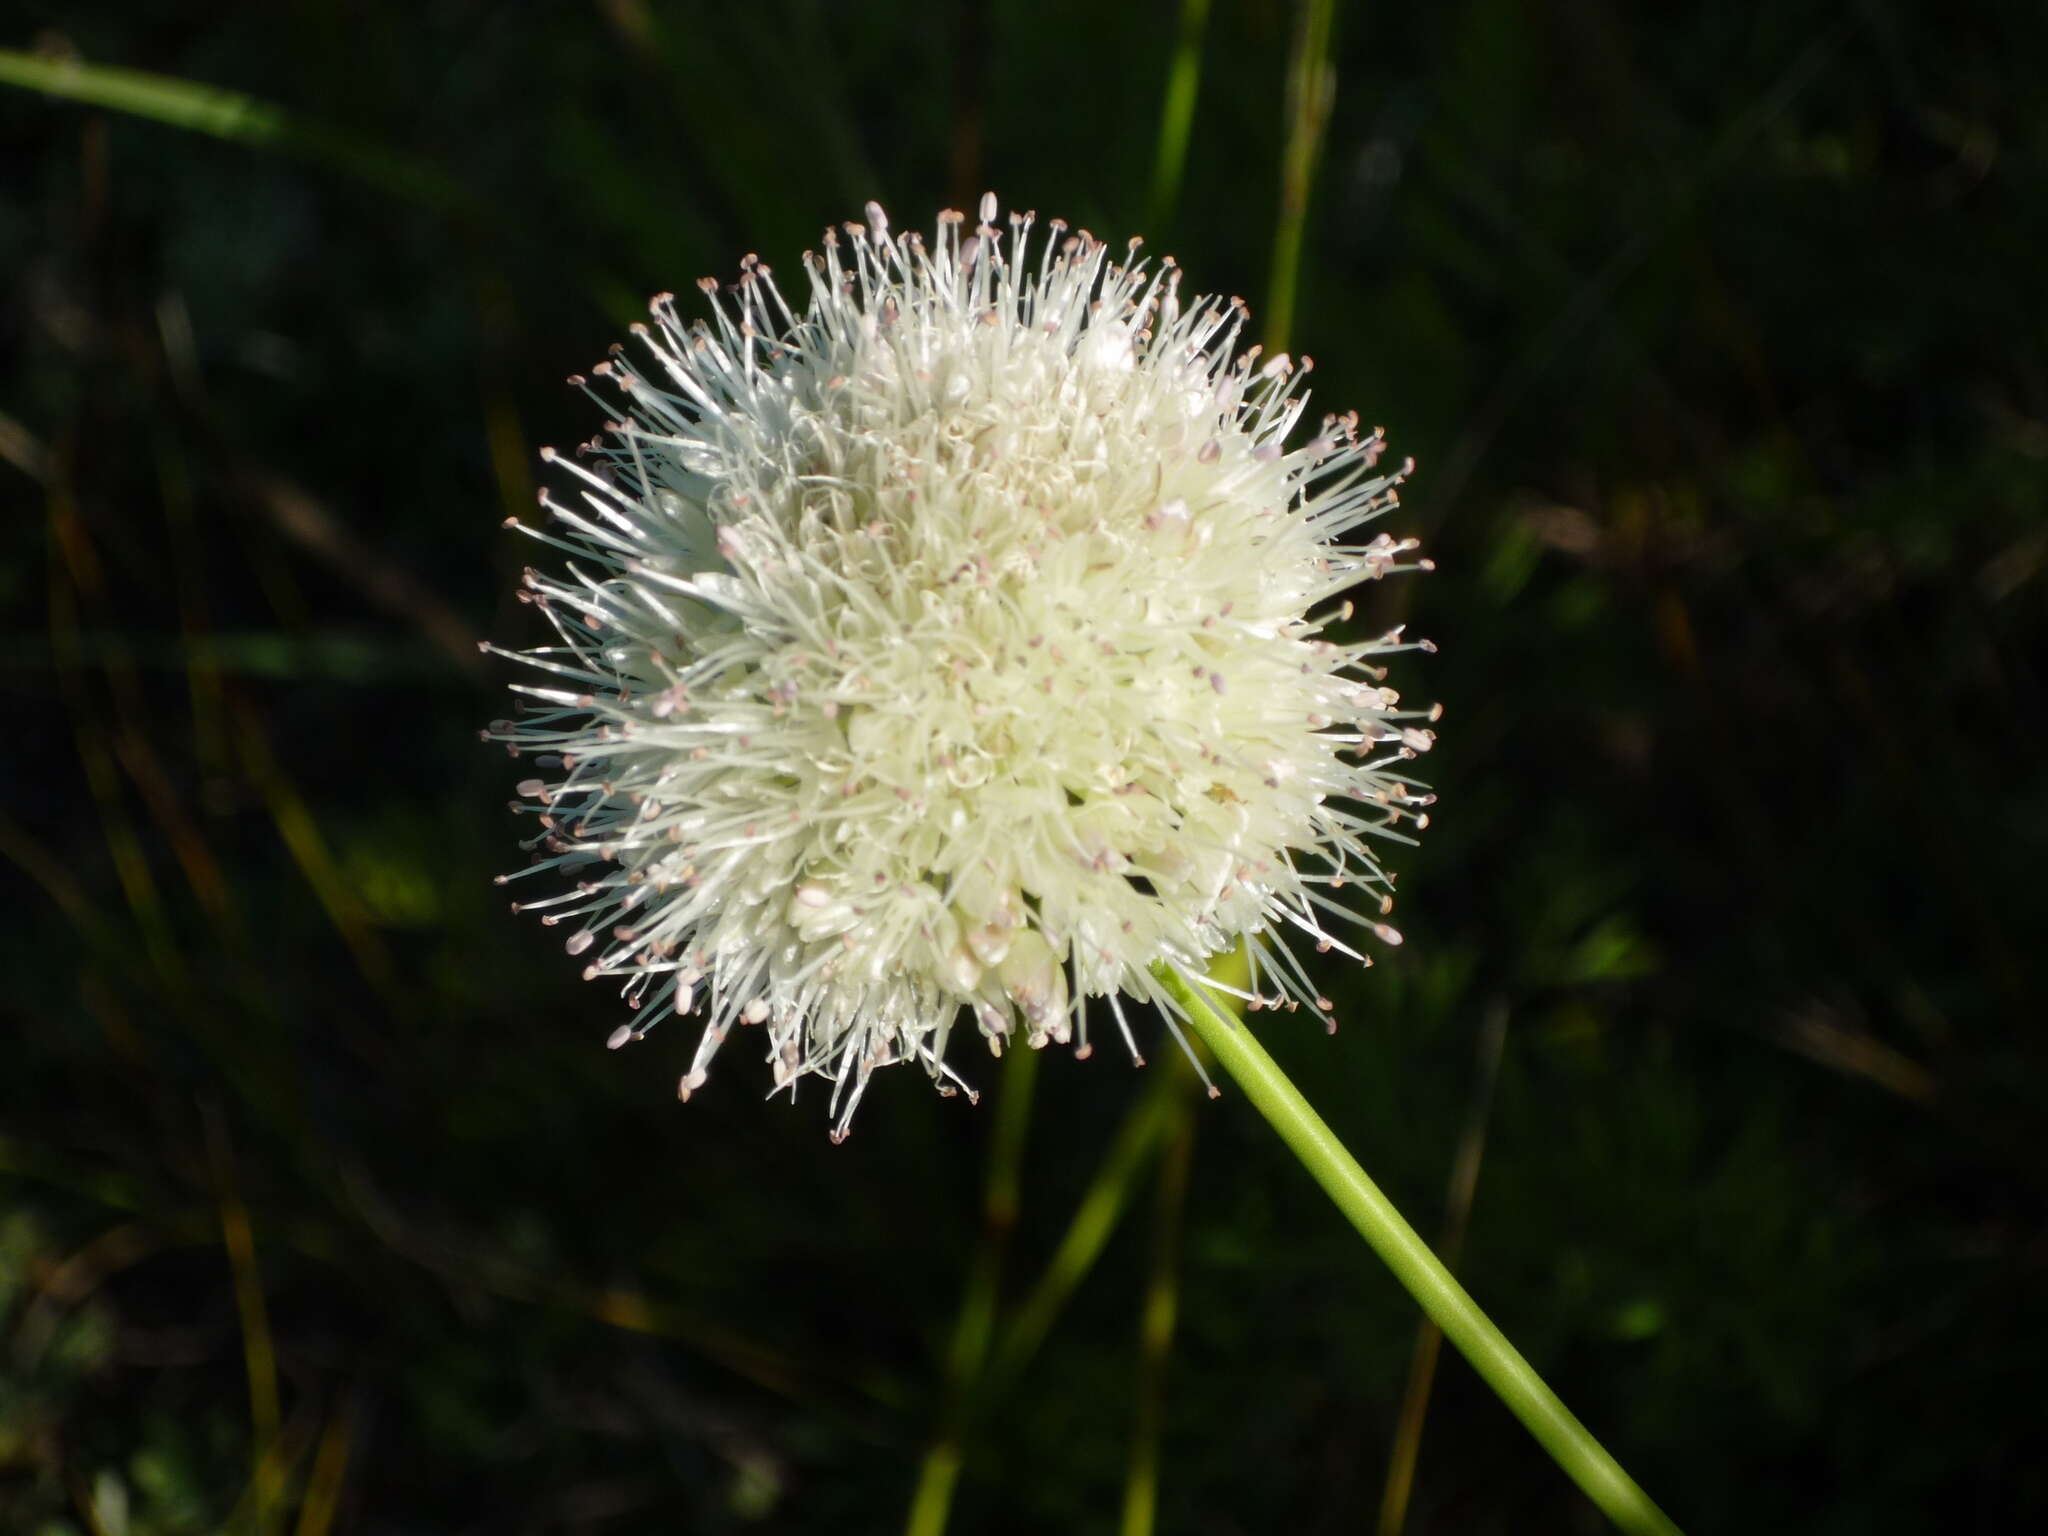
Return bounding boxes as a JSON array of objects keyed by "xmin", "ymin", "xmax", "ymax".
[{"xmin": 4, "ymin": 2, "xmax": 2044, "ymax": 1533}]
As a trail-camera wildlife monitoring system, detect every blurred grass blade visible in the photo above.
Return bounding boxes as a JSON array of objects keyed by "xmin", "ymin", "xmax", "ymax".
[
  {"xmin": 0, "ymin": 47, "xmax": 475, "ymax": 214},
  {"xmin": 230, "ymin": 698, "xmax": 403, "ymax": 1004},
  {"xmin": 68, "ymin": 1469, "xmax": 114, "ymax": 1536},
  {"xmin": 205, "ymin": 1104, "xmax": 284, "ymax": 1532},
  {"xmin": 984, "ymin": 1067, "xmax": 1182, "ymax": 1398},
  {"xmin": 1378, "ymin": 1003, "xmax": 1509, "ymax": 1536},
  {"xmin": 0, "ymin": 47, "xmax": 286, "ymax": 139},
  {"xmin": 48, "ymin": 461, "xmax": 186, "ymax": 991},
  {"xmin": 1147, "ymin": 0, "xmax": 1212, "ymax": 234},
  {"xmin": 1265, "ymin": 0, "xmax": 1340, "ymax": 353},
  {"xmin": 1119, "ymin": 1054, "xmax": 1198, "ymax": 1536},
  {"xmin": 905, "ymin": 1045, "xmax": 1041, "ymax": 1536},
  {"xmin": 0, "ymin": 406, "xmax": 48, "ymax": 481},
  {"xmin": 293, "ymin": 1396, "xmax": 359, "ymax": 1536},
  {"xmin": 0, "ymin": 807, "xmax": 109, "ymax": 942},
  {"xmin": 243, "ymin": 472, "xmax": 483, "ymax": 673}
]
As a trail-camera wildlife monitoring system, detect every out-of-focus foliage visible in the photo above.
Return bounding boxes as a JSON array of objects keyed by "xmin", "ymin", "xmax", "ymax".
[{"xmin": 2, "ymin": 2, "xmax": 2043, "ymax": 1533}]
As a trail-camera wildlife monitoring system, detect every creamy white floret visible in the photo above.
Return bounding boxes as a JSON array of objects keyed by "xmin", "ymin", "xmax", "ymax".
[{"xmin": 486, "ymin": 195, "xmax": 1434, "ymax": 1137}]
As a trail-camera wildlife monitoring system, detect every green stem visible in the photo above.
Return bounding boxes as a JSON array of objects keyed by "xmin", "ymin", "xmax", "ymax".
[
  {"xmin": 904, "ymin": 1043, "xmax": 1040, "ymax": 1536},
  {"xmin": 1146, "ymin": 0, "xmax": 1213, "ymax": 236},
  {"xmin": 983, "ymin": 1066, "xmax": 1181, "ymax": 1399},
  {"xmin": 1265, "ymin": 0, "xmax": 1340, "ymax": 354},
  {"xmin": 0, "ymin": 48, "xmax": 475, "ymax": 216},
  {"xmin": 1119, "ymin": 1054, "xmax": 1197, "ymax": 1536},
  {"xmin": 1156, "ymin": 967, "xmax": 1683, "ymax": 1536}
]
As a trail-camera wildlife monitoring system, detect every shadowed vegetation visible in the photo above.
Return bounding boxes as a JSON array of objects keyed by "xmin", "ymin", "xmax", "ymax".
[{"xmin": 2, "ymin": 2, "xmax": 2044, "ymax": 1532}]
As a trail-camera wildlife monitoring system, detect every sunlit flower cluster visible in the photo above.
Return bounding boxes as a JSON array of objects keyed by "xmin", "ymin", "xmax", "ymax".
[{"xmin": 485, "ymin": 195, "xmax": 1434, "ymax": 1136}]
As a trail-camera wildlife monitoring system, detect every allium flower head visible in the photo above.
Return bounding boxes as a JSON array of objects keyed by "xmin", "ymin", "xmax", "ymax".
[{"xmin": 486, "ymin": 195, "xmax": 1435, "ymax": 1136}]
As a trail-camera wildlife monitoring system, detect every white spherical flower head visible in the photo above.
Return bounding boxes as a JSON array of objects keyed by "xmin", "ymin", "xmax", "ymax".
[{"xmin": 486, "ymin": 196, "xmax": 1436, "ymax": 1138}]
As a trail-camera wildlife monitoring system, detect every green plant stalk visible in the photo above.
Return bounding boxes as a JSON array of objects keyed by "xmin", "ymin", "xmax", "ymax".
[
  {"xmin": 1146, "ymin": 0, "xmax": 1213, "ymax": 236},
  {"xmin": 1265, "ymin": 0, "xmax": 1339, "ymax": 354},
  {"xmin": 1156, "ymin": 967, "xmax": 1683, "ymax": 1536},
  {"xmin": 983, "ymin": 1065, "xmax": 1182, "ymax": 1400},
  {"xmin": 0, "ymin": 48, "xmax": 473, "ymax": 214},
  {"xmin": 904, "ymin": 1043, "xmax": 1040, "ymax": 1536},
  {"xmin": 1119, "ymin": 1053, "xmax": 1197, "ymax": 1536},
  {"xmin": 907, "ymin": 1035, "xmax": 1191, "ymax": 1536}
]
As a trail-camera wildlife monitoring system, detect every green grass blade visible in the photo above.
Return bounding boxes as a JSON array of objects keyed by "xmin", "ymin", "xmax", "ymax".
[
  {"xmin": 1147, "ymin": 0, "xmax": 1213, "ymax": 235},
  {"xmin": 1265, "ymin": 0, "xmax": 1340, "ymax": 353},
  {"xmin": 0, "ymin": 48, "xmax": 474, "ymax": 213}
]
